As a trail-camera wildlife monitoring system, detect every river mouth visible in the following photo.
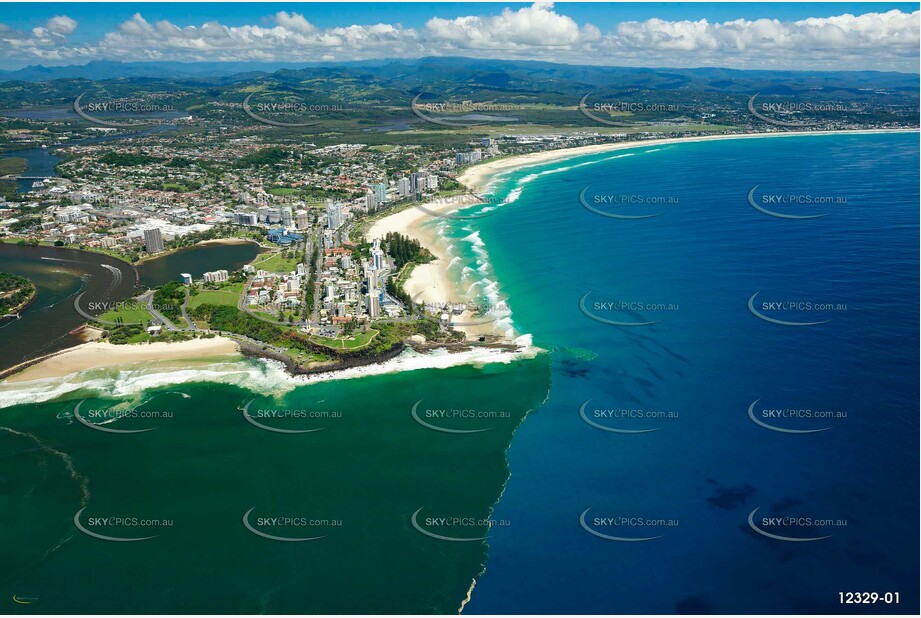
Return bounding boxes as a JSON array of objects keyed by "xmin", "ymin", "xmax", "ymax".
[
  {"xmin": 0, "ymin": 240, "xmax": 262, "ymax": 372},
  {"xmin": 0, "ymin": 244, "xmax": 140, "ymax": 371}
]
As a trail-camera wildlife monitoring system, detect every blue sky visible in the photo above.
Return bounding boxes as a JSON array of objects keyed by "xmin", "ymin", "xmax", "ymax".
[
  {"xmin": 0, "ymin": 2, "xmax": 918, "ymax": 71},
  {"xmin": 1, "ymin": 3, "xmax": 916, "ymax": 35}
]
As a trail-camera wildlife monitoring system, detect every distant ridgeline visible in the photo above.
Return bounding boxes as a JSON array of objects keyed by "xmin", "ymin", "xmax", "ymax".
[{"xmin": 0, "ymin": 58, "xmax": 915, "ymax": 144}]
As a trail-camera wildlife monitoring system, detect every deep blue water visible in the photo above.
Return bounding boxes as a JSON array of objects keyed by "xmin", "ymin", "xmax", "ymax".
[{"xmin": 465, "ymin": 133, "xmax": 919, "ymax": 614}]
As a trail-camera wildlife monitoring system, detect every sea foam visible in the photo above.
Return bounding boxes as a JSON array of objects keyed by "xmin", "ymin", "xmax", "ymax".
[{"xmin": 0, "ymin": 343, "xmax": 542, "ymax": 408}]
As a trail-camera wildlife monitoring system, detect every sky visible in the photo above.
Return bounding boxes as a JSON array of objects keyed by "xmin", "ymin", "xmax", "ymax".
[{"xmin": 0, "ymin": 2, "xmax": 918, "ymax": 72}]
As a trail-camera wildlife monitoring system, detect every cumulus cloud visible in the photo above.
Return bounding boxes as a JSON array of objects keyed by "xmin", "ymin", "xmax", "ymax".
[
  {"xmin": 603, "ymin": 10, "xmax": 919, "ymax": 69},
  {"xmin": 46, "ymin": 15, "xmax": 78, "ymax": 35},
  {"xmin": 0, "ymin": 14, "xmax": 92, "ymax": 63},
  {"xmin": 274, "ymin": 11, "xmax": 318, "ymax": 36},
  {"xmin": 426, "ymin": 1, "xmax": 599, "ymax": 50},
  {"xmin": 0, "ymin": 5, "xmax": 917, "ymax": 71},
  {"xmin": 612, "ymin": 10, "xmax": 919, "ymax": 54},
  {"xmin": 93, "ymin": 11, "xmax": 422, "ymax": 62}
]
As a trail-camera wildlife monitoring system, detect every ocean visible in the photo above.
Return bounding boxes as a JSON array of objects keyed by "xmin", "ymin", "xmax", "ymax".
[
  {"xmin": 459, "ymin": 132, "xmax": 920, "ymax": 614},
  {"xmin": 0, "ymin": 132, "xmax": 917, "ymax": 614}
]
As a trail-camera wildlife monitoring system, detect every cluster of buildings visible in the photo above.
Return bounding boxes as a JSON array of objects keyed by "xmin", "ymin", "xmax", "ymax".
[
  {"xmin": 395, "ymin": 170, "xmax": 439, "ymax": 198},
  {"xmin": 245, "ymin": 270, "xmax": 303, "ymax": 312},
  {"xmin": 233, "ymin": 205, "xmax": 311, "ymax": 229},
  {"xmin": 0, "ymin": 130, "xmax": 508, "ymax": 265},
  {"xmin": 310, "ymin": 237, "xmax": 404, "ymax": 328},
  {"xmin": 455, "ymin": 138, "xmax": 500, "ymax": 166}
]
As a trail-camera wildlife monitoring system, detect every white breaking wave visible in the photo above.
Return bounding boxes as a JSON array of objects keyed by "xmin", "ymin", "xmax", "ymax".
[
  {"xmin": 504, "ymin": 187, "xmax": 523, "ymax": 204},
  {"xmin": 0, "ymin": 344, "xmax": 543, "ymax": 408},
  {"xmin": 513, "ymin": 151, "xmax": 642, "ymax": 187},
  {"xmin": 462, "ymin": 231, "xmax": 485, "ymax": 247}
]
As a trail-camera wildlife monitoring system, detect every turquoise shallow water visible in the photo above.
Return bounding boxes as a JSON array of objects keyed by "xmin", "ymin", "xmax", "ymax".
[
  {"xmin": 460, "ymin": 132, "xmax": 919, "ymax": 614},
  {"xmin": 0, "ymin": 132, "xmax": 917, "ymax": 614}
]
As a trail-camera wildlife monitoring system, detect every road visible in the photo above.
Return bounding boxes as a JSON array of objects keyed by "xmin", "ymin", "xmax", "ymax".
[
  {"xmin": 180, "ymin": 287, "xmax": 198, "ymax": 331},
  {"xmin": 140, "ymin": 291, "xmax": 182, "ymax": 332}
]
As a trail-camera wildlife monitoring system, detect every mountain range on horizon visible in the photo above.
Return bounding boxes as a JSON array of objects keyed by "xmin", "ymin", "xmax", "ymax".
[{"xmin": 1, "ymin": 57, "xmax": 918, "ymax": 86}]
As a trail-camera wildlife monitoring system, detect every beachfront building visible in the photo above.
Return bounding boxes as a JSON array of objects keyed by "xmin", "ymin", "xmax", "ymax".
[
  {"xmin": 397, "ymin": 177, "xmax": 411, "ymax": 197},
  {"xmin": 455, "ymin": 150, "xmax": 483, "ymax": 166},
  {"xmin": 366, "ymin": 292, "xmax": 380, "ymax": 319},
  {"xmin": 372, "ymin": 182, "xmax": 387, "ymax": 205}
]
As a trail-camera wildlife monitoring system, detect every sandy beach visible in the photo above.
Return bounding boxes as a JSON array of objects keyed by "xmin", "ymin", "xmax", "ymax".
[
  {"xmin": 457, "ymin": 128, "xmax": 916, "ymax": 190},
  {"xmin": 368, "ymin": 128, "xmax": 916, "ymax": 340},
  {"xmin": 4, "ymin": 336, "xmax": 241, "ymax": 383},
  {"xmin": 366, "ymin": 195, "xmax": 498, "ymax": 339}
]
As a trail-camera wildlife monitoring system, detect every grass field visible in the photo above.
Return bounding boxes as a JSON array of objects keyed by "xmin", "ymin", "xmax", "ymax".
[
  {"xmin": 254, "ymin": 309, "xmax": 287, "ymax": 323},
  {"xmin": 309, "ymin": 328, "xmax": 378, "ymax": 350},
  {"xmin": 274, "ymin": 338, "xmax": 331, "ymax": 363},
  {"xmin": 188, "ymin": 283, "xmax": 244, "ymax": 310},
  {"xmin": 251, "ymin": 251, "xmax": 301, "ymax": 274},
  {"xmin": 98, "ymin": 301, "xmax": 153, "ymax": 325}
]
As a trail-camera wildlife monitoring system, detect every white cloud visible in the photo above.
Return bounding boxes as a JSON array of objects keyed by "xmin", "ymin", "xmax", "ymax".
[
  {"xmin": 0, "ymin": 14, "xmax": 92, "ymax": 63},
  {"xmin": 94, "ymin": 12, "xmax": 422, "ymax": 62},
  {"xmin": 612, "ymin": 10, "xmax": 919, "ymax": 54},
  {"xmin": 426, "ymin": 1, "xmax": 599, "ymax": 50},
  {"xmin": 0, "ymin": 5, "xmax": 917, "ymax": 72},
  {"xmin": 46, "ymin": 15, "xmax": 78, "ymax": 36},
  {"xmin": 274, "ymin": 11, "xmax": 318, "ymax": 36}
]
